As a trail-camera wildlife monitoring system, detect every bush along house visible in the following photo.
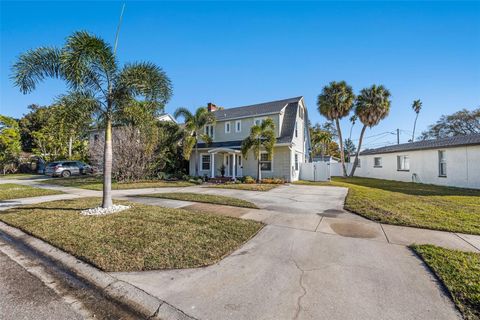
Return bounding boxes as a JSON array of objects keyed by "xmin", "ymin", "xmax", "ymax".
[{"xmin": 192, "ymin": 97, "xmax": 311, "ymax": 182}]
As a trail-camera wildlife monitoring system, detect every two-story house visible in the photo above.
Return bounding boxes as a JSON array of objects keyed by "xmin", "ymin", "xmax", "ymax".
[{"xmin": 191, "ymin": 96, "xmax": 311, "ymax": 182}]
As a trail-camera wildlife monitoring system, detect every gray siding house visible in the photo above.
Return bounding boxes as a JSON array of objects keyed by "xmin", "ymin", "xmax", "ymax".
[{"xmin": 190, "ymin": 96, "xmax": 311, "ymax": 182}]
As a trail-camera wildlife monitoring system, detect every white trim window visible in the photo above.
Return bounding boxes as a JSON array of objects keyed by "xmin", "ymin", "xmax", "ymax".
[
  {"xmin": 225, "ymin": 122, "xmax": 231, "ymax": 134},
  {"xmin": 397, "ymin": 155, "xmax": 410, "ymax": 171},
  {"xmin": 260, "ymin": 152, "xmax": 272, "ymax": 171},
  {"xmin": 438, "ymin": 150, "xmax": 447, "ymax": 177},
  {"xmin": 295, "ymin": 154, "xmax": 299, "ymax": 171},
  {"xmin": 204, "ymin": 125, "xmax": 214, "ymax": 138},
  {"xmin": 201, "ymin": 154, "xmax": 211, "ymax": 171},
  {"xmin": 254, "ymin": 117, "xmax": 267, "ymax": 126},
  {"xmin": 235, "ymin": 120, "xmax": 241, "ymax": 133},
  {"xmin": 295, "ymin": 121, "xmax": 298, "ymax": 138},
  {"xmin": 374, "ymin": 157, "xmax": 382, "ymax": 168}
]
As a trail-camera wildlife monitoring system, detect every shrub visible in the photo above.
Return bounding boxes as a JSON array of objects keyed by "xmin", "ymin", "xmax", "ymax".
[
  {"xmin": 261, "ymin": 177, "xmax": 285, "ymax": 184},
  {"xmin": 244, "ymin": 176, "xmax": 256, "ymax": 184}
]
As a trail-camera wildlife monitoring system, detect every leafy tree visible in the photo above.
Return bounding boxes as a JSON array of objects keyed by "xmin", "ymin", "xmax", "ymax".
[
  {"xmin": 0, "ymin": 115, "xmax": 22, "ymax": 174},
  {"xmin": 310, "ymin": 124, "xmax": 333, "ymax": 157},
  {"xmin": 419, "ymin": 108, "xmax": 480, "ymax": 140},
  {"xmin": 241, "ymin": 118, "xmax": 276, "ymax": 182},
  {"xmin": 411, "ymin": 99, "xmax": 422, "ymax": 141},
  {"xmin": 174, "ymin": 107, "xmax": 216, "ymax": 176},
  {"xmin": 12, "ymin": 31, "xmax": 172, "ymax": 208},
  {"xmin": 317, "ymin": 81, "xmax": 355, "ymax": 176},
  {"xmin": 18, "ymin": 104, "xmax": 51, "ymax": 152},
  {"xmin": 350, "ymin": 85, "xmax": 391, "ymax": 177},
  {"xmin": 343, "ymin": 138, "xmax": 356, "ymax": 162}
]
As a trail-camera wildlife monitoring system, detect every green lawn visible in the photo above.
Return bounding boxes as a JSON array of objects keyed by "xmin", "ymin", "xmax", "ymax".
[
  {"xmin": 207, "ymin": 183, "xmax": 279, "ymax": 192},
  {"xmin": 142, "ymin": 192, "xmax": 258, "ymax": 208},
  {"xmin": 46, "ymin": 176, "xmax": 194, "ymax": 190},
  {"xmin": 0, "ymin": 197, "xmax": 262, "ymax": 272},
  {"xmin": 412, "ymin": 245, "xmax": 480, "ymax": 320},
  {"xmin": 0, "ymin": 183, "xmax": 63, "ymax": 201},
  {"xmin": 0, "ymin": 173, "xmax": 43, "ymax": 180},
  {"xmin": 294, "ymin": 177, "xmax": 480, "ymax": 235}
]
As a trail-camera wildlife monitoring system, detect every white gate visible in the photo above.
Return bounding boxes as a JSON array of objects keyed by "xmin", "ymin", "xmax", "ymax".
[{"xmin": 299, "ymin": 162, "xmax": 330, "ymax": 181}]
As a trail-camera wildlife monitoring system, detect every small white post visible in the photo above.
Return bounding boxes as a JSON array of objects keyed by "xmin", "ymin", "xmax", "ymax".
[
  {"xmin": 211, "ymin": 153, "xmax": 215, "ymax": 178},
  {"xmin": 232, "ymin": 153, "xmax": 236, "ymax": 181}
]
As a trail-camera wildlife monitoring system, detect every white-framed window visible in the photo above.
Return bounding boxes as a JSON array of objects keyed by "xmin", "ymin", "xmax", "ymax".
[
  {"xmin": 438, "ymin": 150, "xmax": 447, "ymax": 177},
  {"xmin": 235, "ymin": 120, "xmax": 241, "ymax": 133},
  {"xmin": 204, "ymin": 125, "xmax": 214, "ymax": 138},
  {"xmin": 397, "ymin": 155, "xmax": 410, "ymax": 171},
  {"xmin": 295, "ymin": 154, "xmax": 299, "ymax": 171},
  {"xmin": 357, "ymin": 158, "xmax": 361, "ymax": 168},
  {"xmin": 225, "ymin": 122, "xmax": 231, "ymax": 134},
  {"xmin": 260, "ymin": 152, "xmax": 272, "ymax": 171},
  {"xmin": 374, "ymin": 157, "xmax": 382, "ymax": 167},
  {"xmin": 201, "ymin": 154, "xmax": 211, "ymax": 171},
  {"xmin": 299, "ymin": 106, "xmax": 304, "ymax": 119},
  {"xmin": 254, "ymin": 117, "xmax": 267, "ymax": 126},
  {"xmin": 295, "ymin": 121, "xmax": 298, "ymax": 138}
]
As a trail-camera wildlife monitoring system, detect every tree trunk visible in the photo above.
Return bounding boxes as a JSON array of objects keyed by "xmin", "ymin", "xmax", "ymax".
[
  {"xmin": 336, "ymin": 118, "xmax": 347, "ymax": 177},
  {"xmin": 102, "ymin": 117, "xmax": 113, "ymax": 208},
  {"xmin": 68, "ymin": 135, "xmax": 73, "ymax": 159},
  {"xmin": 349, "ymin": 125, "xmax": 367, "ymax": 177},
  {"xmin": 412, "ymin": 113, "xmax": 419, "ymax": 142},
  {"xmin": 194, "ymin": 134, "xmax": 199, "ymax": 176},
  {"xmin": 257, "ymin": 150, "xmax": 261, "ymax": 183}
]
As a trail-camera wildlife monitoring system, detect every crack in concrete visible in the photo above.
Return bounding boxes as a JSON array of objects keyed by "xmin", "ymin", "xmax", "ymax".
[{"xmin": 291, "ymin": 258, "xmax": 307, "ymax": 320}]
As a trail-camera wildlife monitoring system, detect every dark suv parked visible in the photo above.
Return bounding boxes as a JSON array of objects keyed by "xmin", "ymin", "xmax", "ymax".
[{"xmin": 44, "ymin": 161, "xmax": 93, "ymax": 177}]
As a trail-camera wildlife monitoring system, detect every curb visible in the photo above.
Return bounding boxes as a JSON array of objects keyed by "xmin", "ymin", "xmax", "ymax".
[{"xmin": 0, "ymin": 221, "xmax": 196, "ymax": 320}]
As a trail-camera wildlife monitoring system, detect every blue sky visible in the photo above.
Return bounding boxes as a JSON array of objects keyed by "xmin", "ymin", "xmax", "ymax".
[{"xmin": 1, "ymin": 1, "xmax": 479, "ymax": 148}]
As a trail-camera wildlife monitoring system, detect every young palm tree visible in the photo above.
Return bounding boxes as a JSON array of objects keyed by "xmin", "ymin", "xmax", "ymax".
[
  {"xmin": 317, "ymin": 81, "xmax": 355, "ymax": 177},
  {"xmin": 349, "ymin": 114, "xmax": 357, "ymax": 140},
  {"xmin": 311, "ymin": 129, "xmax": 332, "ymax": 157},
  {"xmin": 241, "ymin": 118, "xmax": 276, "ymax": 182},
  {"xmin": 174, "ymin": 107, "xmax": 216, "ymax": 176},
  {"xmin": 12, "ymin": 31, "xmax": 172, "ymax": 208},
  {"xmin": 350, "ymin": 85, "xmax": 391, "ymax": 177},
  {"xmin": 411, "ymin": 99, "xmax": 422, "ymax": 141}
]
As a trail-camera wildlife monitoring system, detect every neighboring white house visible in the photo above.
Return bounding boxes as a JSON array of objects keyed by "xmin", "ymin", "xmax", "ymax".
[
  {"xmin": 351, "ymin": 134, "xmax": 480, "ymax": 189},
  {"xmin": 190, "ymin": 96, "xmax": 311, "ymax": 182}
]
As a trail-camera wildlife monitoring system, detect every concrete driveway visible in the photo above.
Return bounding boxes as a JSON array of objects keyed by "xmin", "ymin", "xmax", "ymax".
[{"xmin": 114, "ymin": 184, "xmax": 461, "ymax": 320}]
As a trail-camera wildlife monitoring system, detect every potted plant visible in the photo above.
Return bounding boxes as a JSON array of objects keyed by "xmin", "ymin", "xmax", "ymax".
[{"xmin": 218, "ymin": 164, "xmax": 226, "ymax": 178}]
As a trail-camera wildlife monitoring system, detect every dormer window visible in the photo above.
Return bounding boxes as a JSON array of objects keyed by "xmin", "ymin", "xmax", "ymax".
[
  {"xmin": 235, "ymin": 120, "xmax": 241, "ymax": 133},
  {"xmin": 225, "ymin": 122, "xmax": 231, "ymax": 134},
  {"xmin": 205, "ymin": 125, "xmax": 214, "ymax": 138}
]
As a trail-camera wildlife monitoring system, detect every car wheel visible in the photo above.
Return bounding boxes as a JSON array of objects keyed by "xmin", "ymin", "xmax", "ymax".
[{"xmin": 61, "ymin": 170, "xmax": 71, "ymax": 178}]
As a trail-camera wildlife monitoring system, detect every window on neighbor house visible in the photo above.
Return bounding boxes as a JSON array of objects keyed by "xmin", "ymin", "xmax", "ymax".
[
  {"xmin": 295, "ymin": 154, "xmax": 299, "ymax": 171},
  {"xmin": 374, "ymin": 157, "xmax": 382, "ymax": 167},
  {"xmin": 260, "ymin": 152, "xmax": 272, "ymax": 171},
  {"xmin": 397, "ymin": 155, "xmax": 410, "ymax": 171},
  {"xmin": 204, "ymin": 125, "xmax": 214, "ymax": 138},
  {"xmin": 438, "ymin": 150, "xmax": 447, "ymax": 177},
  {"xmin": 225, "ymin": 122, "xmax": 231, "ymax": 134},
  {"xmin": 357, "ymin": 158, "xmax": 361, "ymax": 168},
  {"xmin": 235, "ymin": 120, "xmax": 241, "ymax": 133},
  {"xmin": 299, "ymin": 107, "xmax": 304, "ymax": 119},
  {"xmin": 201, "ymin": 154, "xmax": 210, "ymax": 171}
]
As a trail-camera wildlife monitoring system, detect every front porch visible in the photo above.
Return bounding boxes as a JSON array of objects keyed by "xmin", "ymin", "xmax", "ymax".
[{"xmin": 206, "ymin": 147, "xmax": 243, "ymax": 180}]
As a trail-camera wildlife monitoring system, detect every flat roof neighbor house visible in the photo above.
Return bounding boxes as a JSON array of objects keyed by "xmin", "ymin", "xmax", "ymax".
[
  {"xmin": 192, "ymin": 96, "xmax": 311, "ymax": 182},
  {"xmin": 352, "ymin": 134, "xmax": 480, "ymax": 189}
]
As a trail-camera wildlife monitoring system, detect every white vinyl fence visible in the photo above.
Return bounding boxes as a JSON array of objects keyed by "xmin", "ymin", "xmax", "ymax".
[
  {"xmin": 330, "ymin": 162, "xmax": 353, "ymax": 176},
  {"xmin": 299, "ymin": 162, "xmax": 330, "ymax": 181}
]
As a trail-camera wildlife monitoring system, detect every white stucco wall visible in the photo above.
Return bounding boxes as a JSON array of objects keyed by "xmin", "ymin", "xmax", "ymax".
[{"xmin": 353, "ymin": 145, "xmax": 480, "ymax": 189}]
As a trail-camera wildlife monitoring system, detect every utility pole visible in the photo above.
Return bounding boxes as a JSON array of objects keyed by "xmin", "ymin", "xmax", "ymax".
[{"xmin": 397, "ymin": 128, "xmax": 400, "ymax": 144}]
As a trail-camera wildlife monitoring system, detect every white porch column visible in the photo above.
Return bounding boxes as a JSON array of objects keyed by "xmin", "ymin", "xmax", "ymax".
[
  {"xmin": 211, "ymin": 153, "xmax": 215, "ymax": 178},
  {"xmin": 232, "ymin": 153, "xmax": 236, "ymax": 181}
]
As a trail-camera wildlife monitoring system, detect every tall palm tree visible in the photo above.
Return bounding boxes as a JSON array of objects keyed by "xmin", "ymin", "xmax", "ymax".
[
  {"xmin": 241, "ymin": 118, "xmax": 276, "ymax": 182},
  {"xmin": 317, "ymin": 81, "xmax": 355, "ymax": 176},
  {"xmin": 12, "ymin": 31, "xmax": 172, "ymax": 208},
  {"xmin": 174, "ymin": 107, "xmax": 216, "ymax": 176},
  {"xmin": 349, "ymin": 114, "xmax": 357, "ymax": 141},
  {"xmin": 350, "ymin": 85, "xmax": 391, "ymax": 177},
  {"xmin": 311, "ymin": 129, "xmax": 332, "ymax": 157},
  {"xmin": 411, "ymin": 99, "xmax": 422, "ymax": 141}
]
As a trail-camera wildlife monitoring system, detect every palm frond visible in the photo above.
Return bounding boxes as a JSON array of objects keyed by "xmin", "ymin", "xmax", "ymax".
[
  {"xmin": 12, "ymin": 47, "xmax": 63, "ymax": 94},
  {"xmin": 174, "ymin": 107, "xmax": 193, "ymax": 121}
]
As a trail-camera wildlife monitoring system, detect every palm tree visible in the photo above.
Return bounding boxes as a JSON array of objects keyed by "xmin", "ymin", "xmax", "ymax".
[
  {"xmin": 317, "ymin": 81, "xmax": 355, "ymax": 176},
  {"xmin": 311, "ymin": 128, "xmax": 332, "ymax": 158},
  {"xmin": 174, "ymin": 107, "xmax": 216, "ymax": 176},
  {"xmin": 12, "ymin": 31, "xmax": 172, "ymax": 208},
  {"xmin": 241, "ymin": 118, "xmax": 276, "ymax": 182},
  {"xmin": 349, "ymin": 85, "xmax": 391, "ymax": 177},
  {"xmin": 349, "ymin": 114, "xmax": 357, "ymax": 141},
  {"xmin": 411, "ymin": 99, "xmax": 422, "ymax": 141}
]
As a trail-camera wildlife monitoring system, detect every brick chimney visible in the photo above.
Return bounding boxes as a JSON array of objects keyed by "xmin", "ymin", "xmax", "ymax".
[{"xmin": 207, "ymin": 102, "xmax": 217, "ymax": 112}]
